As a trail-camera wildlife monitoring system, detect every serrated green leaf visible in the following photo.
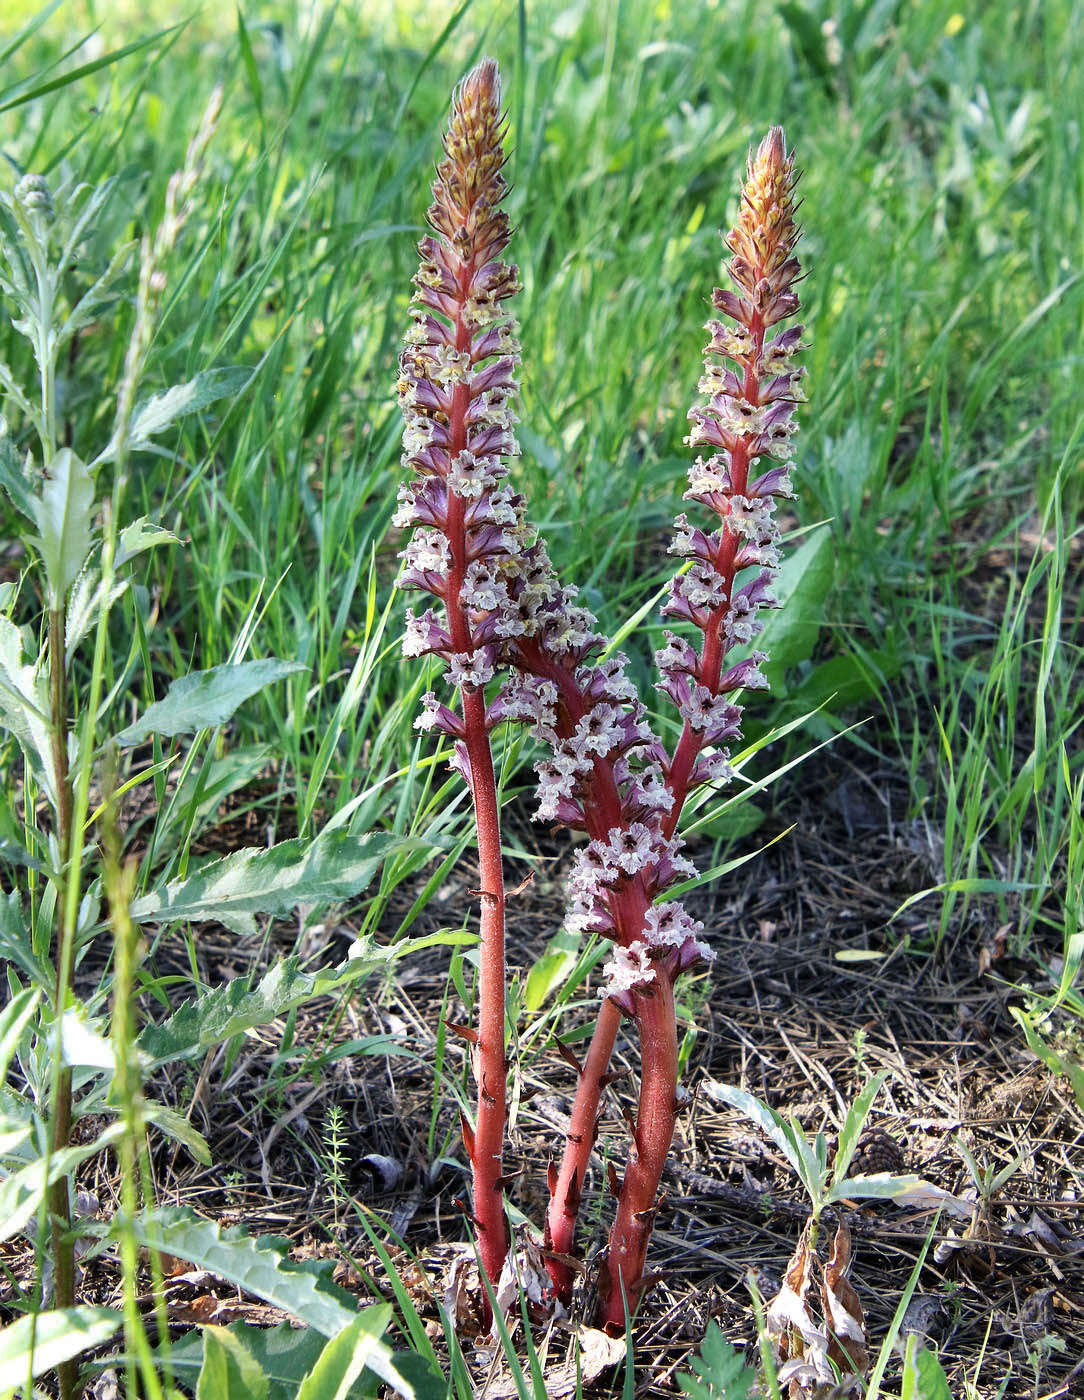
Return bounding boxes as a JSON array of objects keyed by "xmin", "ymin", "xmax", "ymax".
[
  {"xmin": 31, "ymin": 447, "xmax": 95, "ymax": 606},
  {"xmin": 97, "ymin": 367, "xmax": 251, "ymax": 462},
  {"xmin": 127, "ymin": 1208, "xmax": 358, "ymax": 1338},
  {"xmin": 676, "ymin": 1322, "xmax": 755, "ymax": 1400},
  {"xmin": 116, "ymin": 658, "xmax": 306, "ymax": 747},
  {"xmin": 145, "ymin": 1101, "xmax": 211, "ymax": 1164},
  {"xmin": 197, "ymin": 1326, "xmax": 269, "ymax": 1400},
  {"xmin": 0, "ymin": 1306, "xmax": 119, "ymax": 1390},
  {"xmin": 116, "ymin": 515, "xmax": 181, "ymax": 567},
  {"xmin": 136, "ymin": 944, "xmax": 393, "ymax": 1068},
  {"xmin": 130, "ymin": 830, "xmax": 431, "ymax": 936}
]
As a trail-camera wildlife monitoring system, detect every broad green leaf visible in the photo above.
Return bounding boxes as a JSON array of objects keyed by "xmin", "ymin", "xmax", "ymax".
[
  {"xmin": 116, "ymin": 659, "xmax": 306, "ymax": 747},
  {"xmin": 197, "ymin": 1326, "xmax": 269, "ymax": 1400},
  {"xmin": 831, "ymin": 1072, "xmax": 889, "ymax": 1186},
  {"xmin": 0, "ymin": 1122, "xmax": 124, "ymax": 1242},
  {"xmin": 96, "ymin": 367, "xmax": 252, "ymax": 462},
  {"xmin": 136, "ymin": 943, "xmax": 393, "ymax": 1068},
  {"xmin": 127, "ymin": 1208, "xmax": 359, "ymax": 1338},
  {"xmin": 702, "ymin": 1082, "xmax": 809, "ymax": 1187},
  {"xmin": 130, "ymin": 830, "xmax": 431, "ymax": 936},
  {"xmin": 30, "ymin": 447, "xmax": 95, "ymax": 606},
  {"xmin": 901, "ymin": 1335, "xmax": 953, "ymax": 1400},
  {"xmin": 0, "ymin": 1307, "xmax": 119, "ymax": 1390},
  {"xmin": 296, "ymin": 1309, "xmax": 403, "ymax": 1400},
  {"xmin": 756, "ymin": 526, "xmax": 834, "ymax": 689},
  {"xmin": 524, "ymin": 928, "xmax": 580, "ymax": 1012}
]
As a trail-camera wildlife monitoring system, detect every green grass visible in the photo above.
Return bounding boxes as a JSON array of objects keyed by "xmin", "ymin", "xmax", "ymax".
[{"xmin": 0, "ymin": 0, "xmax": 1081, "ymax": 1390}]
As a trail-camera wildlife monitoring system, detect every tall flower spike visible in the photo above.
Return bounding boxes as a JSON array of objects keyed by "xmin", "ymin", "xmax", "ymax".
[
  {"xmin": 396, "ymin": 58, "xmax": 526, "ymax": 1302},
  {"xmin": 595, "ymin": 128, "xmax": 806, "ymax": 1331},
  {"xmin": 660, "ymin": 127, "xmax": 805, "ymax": 829}
]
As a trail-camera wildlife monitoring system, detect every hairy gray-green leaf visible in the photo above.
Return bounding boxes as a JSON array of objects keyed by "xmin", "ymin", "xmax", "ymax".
[
  {"xmin": 65, "ymin": 562, "xmax": 128, "ymax": 658},
  {"xmin": 831, "ymin": 1072, "xmax": 889, "ymax": 1187},
  {"xmin": 130, "ymin": 830, "xmax": 430, "ymax": 936},
  {"xmin": 824, "ymin": 1173, "xmax": 971, "ymax": 1215},
  {"xmin": 127, "ymin": 1208, "xmax": 359, "ymax": 1338},
  {"xmin": 116, "ymin": 658, "xmax": 306, "ymax": 747},
  {"xmin": 0, "ymin": 1307, "xmax": 119, "ymax": 1390},
  {"xmin": 136, "ymin": 943, "xmax": 394, "ymax": 1068},
  {"xmin": 145, "ymin": 1101, "xmax": 211, "ymax": 1164},
  {"xmin": 702, "ymin": 1081, "xmax": 811, "ymax": 1193},
  {"xmin": 0, "ymin": 890, "xmax": 53, "ymax": 990},
  {"xmin": 30, "ymin": 447, "xmax": 95, "ymax": 606},
  {"xmin": 0, "ymin": 988, "xmax": 38, "ymax": 1084},
  {"xmin": 96, "ymin": 366, "xmax": 252, "ymax": 463},
  {"xmin": 116, "ymin": 515, "xmax": 181, "ymax": 567}
]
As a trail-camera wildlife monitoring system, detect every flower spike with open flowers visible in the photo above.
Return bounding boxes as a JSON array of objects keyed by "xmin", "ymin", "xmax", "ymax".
[{"xmin": 397, "ymin": 63, "xmax": 805, "ymax": 1333}]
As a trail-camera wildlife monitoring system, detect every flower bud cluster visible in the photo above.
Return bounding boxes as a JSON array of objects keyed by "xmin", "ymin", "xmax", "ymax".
[{"xmin": 659, "ymin": 127, "xmax": 805, "ymax": 794}]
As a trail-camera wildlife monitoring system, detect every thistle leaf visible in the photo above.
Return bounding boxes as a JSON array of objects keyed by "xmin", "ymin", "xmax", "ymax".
[
  {"xmin": 115, "ymin": 658, "xmax": 306, "ymax": 746},
  {"xmin": 95, "ymin": 366, "xmax": 252, "ymax": 463},
  {"xmin": 136, "ymin": 941, "xmax": 395, "ymax": 1068},
  {"xmin": 130, "ymin": 830, "xmax": 430, "ymax": 937},
  {"xmin": 125, "ymin": 1207, "xmax": 359, "ymax": 1338}
]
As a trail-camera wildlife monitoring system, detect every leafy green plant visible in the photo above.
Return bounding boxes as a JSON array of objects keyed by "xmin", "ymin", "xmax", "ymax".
[
  {"xmin": 0, "ymin": 87, "xmax": 433, "ymax": 1400},
  {"xmin": 675, "ymin": 1322, "xmax": 756, "ymax": 1400}
]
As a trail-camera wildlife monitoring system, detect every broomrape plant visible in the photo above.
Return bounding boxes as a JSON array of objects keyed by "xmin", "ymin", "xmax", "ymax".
[{"xmin": 397, "ymin": 60, "xmax": 806, "ymax": 1329}]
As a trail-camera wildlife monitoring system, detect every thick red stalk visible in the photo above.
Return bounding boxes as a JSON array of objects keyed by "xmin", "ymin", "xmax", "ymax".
[{"xmin": 597, "ymin": 974, "xmax": 679, "ymax": 1326}]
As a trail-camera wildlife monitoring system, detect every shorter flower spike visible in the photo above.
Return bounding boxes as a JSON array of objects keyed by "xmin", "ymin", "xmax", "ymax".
[{"xmin": 660, "ymin": 127, "xmax": 806, "ymax": 836}]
